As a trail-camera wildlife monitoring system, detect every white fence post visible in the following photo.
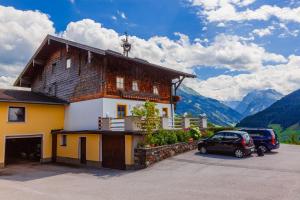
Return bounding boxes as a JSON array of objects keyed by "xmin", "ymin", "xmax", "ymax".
[
  {"xmin": 100, "ymin": 118, "xmax": 111, "ymax": 131},
  {"xmin": 125, "ymin": 116, "xmax": 142, "ymax": 131},
  {"xmin": 161, "ymin": 117, "xmax": 170, "ymax": 129},
  {"xmin": 199, "ymin": 114, "xmax": 208, "ymax": 129},
  {"xmin": 183, "ymin": 117, "xmax": 190, "ymax": 129}
]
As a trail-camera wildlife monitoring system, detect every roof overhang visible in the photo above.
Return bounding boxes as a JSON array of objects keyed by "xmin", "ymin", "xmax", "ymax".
[{"xmin": 14, "ymin": 35, "xmax": 196, "ymax": 87}]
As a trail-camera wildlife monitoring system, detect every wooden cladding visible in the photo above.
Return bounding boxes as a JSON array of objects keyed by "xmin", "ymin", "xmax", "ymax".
[{"xmin": 30, "ymin": 45, "xmax": 173, "ymax": 103}]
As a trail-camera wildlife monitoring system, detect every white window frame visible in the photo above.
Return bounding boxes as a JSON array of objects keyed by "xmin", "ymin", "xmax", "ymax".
[
  {"xmin": 153, "ymin": 85, "xmax": 159, "ymax": 95},
  {"xmin": 132, "ymin": 80, "xmax": 139, "ymax": 91},
  {"xmin": 116, "ymin": 77, "xmax": 124, "ymax": 89},
  {"xmin": 66, "ymin": 58, "xmax": 71, "ymax": 69}
]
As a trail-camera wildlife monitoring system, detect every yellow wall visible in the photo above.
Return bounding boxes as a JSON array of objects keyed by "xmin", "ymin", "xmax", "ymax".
[
  {"xmin": 57, "ymin": 133, "xmax": 101, "ymax": 162},
  {"xmin": 125, "ymin": 135, "xmax": 133, "ymax": 165},
  {"xmin": 0, "ymin": 102, "xmax": 65, "ymax": 164}
]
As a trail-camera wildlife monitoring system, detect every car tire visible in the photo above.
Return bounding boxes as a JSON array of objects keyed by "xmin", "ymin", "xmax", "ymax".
[
  {"xmin": 258, "ymin": 145, "xmax": 268, "ymax": 153},
  {"xmin": 200, "ymin": 147, "xmax": 207, "ymax": 154},
  {"xmin": 234, "ymin": 148, "xmax": 244, "ymax": 158}
]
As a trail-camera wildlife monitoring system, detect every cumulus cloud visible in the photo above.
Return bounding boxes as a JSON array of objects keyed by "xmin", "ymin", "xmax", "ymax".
[
  {"xmin": 0, "ymin": 5, "xmax": 55, "ymax": 84},
  {"xmin": 0, "ymin": 5, "xmax": 297, "ymax": 101},
  {"xmin": 185, "ymin": 55, "xmax": 300, "ymax": 101},
  {"xmin": 190, "ymin": 0, "xmax": 300, "ymax": 23},
  {"xmin": 252, "ymin": 26, "xmax": 274, "ymax": 37},
  {"xmin": 61, "ymin": 19, "xmax": 286, "ymax": 73}
]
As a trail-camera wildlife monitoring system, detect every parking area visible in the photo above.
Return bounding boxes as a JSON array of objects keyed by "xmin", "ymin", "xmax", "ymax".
[{"xmin": 0, "ymin": 144, "xmax": 300, "ymax": 200}]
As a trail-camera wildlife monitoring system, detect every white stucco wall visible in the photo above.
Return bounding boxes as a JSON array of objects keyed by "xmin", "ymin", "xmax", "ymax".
[
  {"xmin": 64, "ymin": 97, "xmax": 173, "ymax": 131},
  {"xmin": 101, "ymin": 98, "xmax": 172, "ymax": 118},
  {"xmin": 64, "ymin": 98, "xmax": 103, "ymax": 131}
]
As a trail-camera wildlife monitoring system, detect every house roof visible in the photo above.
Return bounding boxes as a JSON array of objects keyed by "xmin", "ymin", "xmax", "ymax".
[
  {"xmin": 14, "ymin": 35, "xmax": 196, "ymax": 87},
  {"xmin": 0, "ymin": 89, "xmax": 68, "ymax": 105}
]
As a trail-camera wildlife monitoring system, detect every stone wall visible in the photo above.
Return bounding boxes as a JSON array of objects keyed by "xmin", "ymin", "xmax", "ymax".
[{"xmin": 134, "ymin": 141, "xmax": 198, "ymax": 169}]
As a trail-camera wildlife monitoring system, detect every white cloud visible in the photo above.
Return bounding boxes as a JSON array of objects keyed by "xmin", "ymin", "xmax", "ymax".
[
  {"xmin": 0, "ymin": 5, "xmax": 297, "ymax": 102},
  {"xmin": 190, "ymin": 1, "xmax": 300, "ymax": 23},
  {"xmin": 185, "ymin": 55, "xmax": 300, "ymax": 101},
  {"xmin": 111, "ymin": 15, "xmax": 117, "ymax": 20},
  {"xmin": 61, "ymin": 19, "xmax": 286, "ymax": 73},
  {"xmin": 0, "ymin": 5, "xmax": 55, "ymax": 81},
  {"xmin": 117, "ymin": 10, "xmax": 127, "ymax": 19},
  {"xmin": 252, "ymin": 26, "xmax": 274, "ymax": 37},
  {"xmin": 69, "ymin": 0, "xmax": 75, "ymax": 4}
]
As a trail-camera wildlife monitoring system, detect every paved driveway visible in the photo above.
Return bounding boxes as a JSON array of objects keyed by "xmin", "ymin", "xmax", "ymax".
[{"xmin": 0, "ymin": 144, "xmax": 300, "ymax": 200}]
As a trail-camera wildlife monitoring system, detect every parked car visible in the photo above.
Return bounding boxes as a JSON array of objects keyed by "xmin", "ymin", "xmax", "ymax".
[
  {"xmin": 239, "ymin": 128, "xmax": 280, "ymax": 153},
  {"xmin": 198, "ymin": 131, "xmax": 255, "ymax": 158}
]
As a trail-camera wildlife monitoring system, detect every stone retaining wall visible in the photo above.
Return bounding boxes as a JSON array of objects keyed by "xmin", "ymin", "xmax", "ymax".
[{"xmin": 134, "ymin": 141, "xmax": 198, "ymax": 169}]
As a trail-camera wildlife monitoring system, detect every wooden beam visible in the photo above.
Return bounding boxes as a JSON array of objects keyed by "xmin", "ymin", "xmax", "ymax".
[
  {"xmin": 88, "ymin": 51, "xmax": 92, "ymax": 63},
  {"xmin": 66, "ymin": 44, "xmax": 69, "ymax": 52},
  {"xmin": 32, "ymin": 59, "xmax": 44, "ymax": 67},
  {"xmin": 48, "ymin": 38, "xmax": 51, "ymax": 45}
]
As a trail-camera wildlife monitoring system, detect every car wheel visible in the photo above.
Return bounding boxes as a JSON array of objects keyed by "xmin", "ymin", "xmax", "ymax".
[
  {"xmin": 258, "ymin": 145, "xmax": 268, "ymax": 153},
  {"xmin": 200, "ymin": 147, "xmax": 207, "ymax": 154},
  {"xmin": 234, "ymin": 149, "xmax": 244, "ymax": 158}
]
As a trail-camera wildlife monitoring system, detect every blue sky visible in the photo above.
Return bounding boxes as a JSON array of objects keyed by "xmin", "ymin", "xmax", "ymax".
[{"xmin": 0, "ymin": 0, "xmax": 300, "ymax": 101}]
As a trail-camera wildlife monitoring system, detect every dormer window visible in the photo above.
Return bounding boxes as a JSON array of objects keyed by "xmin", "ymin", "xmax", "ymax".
[
  {"xmin": 153, "ymin": 85, "xmax": 159, "ymax": 95},
  {"xmin": 116, "ymin": 77, "xmax": 124, "ymax": 89},
  {"xmin": 66, "ymin": 58, "xmax": 71, "ymax": 69},
  {"xmin": 132, "ymin": 81, "xmax": 139, "ymax": 91}
]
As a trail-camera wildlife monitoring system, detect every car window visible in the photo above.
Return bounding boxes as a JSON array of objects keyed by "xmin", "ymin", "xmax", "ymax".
[
  {"xmin": 245, "ymin": 130, "xmax": 264, "ymax": 137},
  {"xmin": 243, "ymin": 134, "xmax": 251, "ymax": 143},
  {"xmin": 211, "ymin": 133, "xmax": 224, "ymax": 140},
  {"xmin": 224, "ymin": 132, "xmax": 240, "ymax": 140}
]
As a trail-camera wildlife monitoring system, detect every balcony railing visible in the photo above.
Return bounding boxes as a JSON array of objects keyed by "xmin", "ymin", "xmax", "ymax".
[{"xmin": 98, "ymin": 116, "xmax": 207, "ymax": 132}]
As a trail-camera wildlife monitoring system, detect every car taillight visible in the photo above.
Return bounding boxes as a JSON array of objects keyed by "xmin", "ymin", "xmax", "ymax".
[
  {"xmin": 241, "ymin": 138, "xmax": 246, "ymax": 146},
  {"xmin": 271, "ymin": 133, "xmax": 276, "ymax": 145}
]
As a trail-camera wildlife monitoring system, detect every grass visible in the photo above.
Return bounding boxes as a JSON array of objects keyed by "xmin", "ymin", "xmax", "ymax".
[{"xmin": 269, "ymin": 124, "xmax": 300, "ymax": 145}]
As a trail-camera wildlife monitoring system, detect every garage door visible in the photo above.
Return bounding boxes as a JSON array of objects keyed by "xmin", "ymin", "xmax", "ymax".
[
  {"xmin": 102, "ymin": 135, "xmax": 125, "ymax": 170},
  {"xmin": 5, "ymin": 136, "xmax": 42, "ymax": 165}
]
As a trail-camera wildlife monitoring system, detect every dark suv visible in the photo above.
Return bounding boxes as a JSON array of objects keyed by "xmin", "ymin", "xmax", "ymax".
[
  {"xmin": 239, "ymin": 128, "xmax": 280, "ymax": 153},
  {"xmin": 198, "ymin": 131, "xmax": 255, "ymax": 158}
]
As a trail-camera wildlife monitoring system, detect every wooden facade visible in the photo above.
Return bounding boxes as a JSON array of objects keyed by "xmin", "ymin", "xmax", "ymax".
[{"xmin": 15, "ymin": 35, "xmax": 195, "ymax": 104}]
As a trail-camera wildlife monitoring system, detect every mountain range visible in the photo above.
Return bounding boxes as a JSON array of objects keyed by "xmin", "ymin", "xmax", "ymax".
[
  {"xmin": 237, "ymin": 88, "xmax": 300, "ymax": 129},
  {"xmin": 176, "ymin": 85, "xmax": 242, "ymax": 126},
  {"xmin": 223, "ymin": 89, "xmax": 283, "ymax": 118}
]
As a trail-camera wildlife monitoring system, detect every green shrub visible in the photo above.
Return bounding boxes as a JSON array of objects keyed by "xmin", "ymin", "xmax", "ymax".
[
  {"xmin": 189, "ymin": 127, "xmax": 201, "ymax": 140},
  {"xmin": 165, "ymin": 131, "xmax": 178, "ymax": 144},
  {"xmin": 175, "ymin": 130, "xmax": 190, "ymax": 142}
]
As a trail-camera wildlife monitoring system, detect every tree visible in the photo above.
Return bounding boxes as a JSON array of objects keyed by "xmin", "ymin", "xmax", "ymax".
[{"xmin": 131, "ymin": 101, "xmax": 161, "ymax": 143}]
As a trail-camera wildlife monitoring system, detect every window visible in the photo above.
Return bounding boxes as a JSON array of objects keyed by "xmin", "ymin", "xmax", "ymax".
[
  {"xmin": 116, "ymin": 77, "xmax": 124, "ymax": 89},
  {"xmin": 52, "ymin": 62, "xmax": 57, "ymax": 74},
  {"xmin": 61, "ymin": 135, "xmax": 67, "ymax": 146},
  {"xmin": 211, "ymin": 133, "xmax": 223, "ymax": 141},
  {"xmin": 8, "ymin": 107, "xmax": 25, "ymax": 122},
  {"xmin": 117, "ymin": 104, "xmax": 127, "ymax": 118},
  {"xmin": 162, "ymin": 108, "xmax": 168, "ymax": 117},
  {"xmin": 66, "ymin": 58, "xmax": 71, "ymax": 69},
  {"xmin": 132, "ymin": 81, "xmax": 139, "ymax": 91},
  {"xmin": 153, "ymin": 85, "xmax": 159, "ymax": 95}
]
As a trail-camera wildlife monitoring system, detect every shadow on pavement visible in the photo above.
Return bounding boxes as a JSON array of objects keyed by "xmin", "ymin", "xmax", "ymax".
[{"xmin": 0, "ymin": 162, "xmax": 135, "ymax": 182}]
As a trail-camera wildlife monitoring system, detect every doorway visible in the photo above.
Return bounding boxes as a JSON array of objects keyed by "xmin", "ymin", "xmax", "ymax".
[{"xmin": 80, "ymin": 137, "xmax": 86, "ymax": 164}]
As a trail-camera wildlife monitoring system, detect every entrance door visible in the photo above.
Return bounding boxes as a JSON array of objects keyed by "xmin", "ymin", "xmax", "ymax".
[
  {"xmin": 102, "ymin": 135, "xmax": 125, "ymax": 170},
  {"xmin": 80, "ymin": 137, "xmax": 86, "ymax": 164}
]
